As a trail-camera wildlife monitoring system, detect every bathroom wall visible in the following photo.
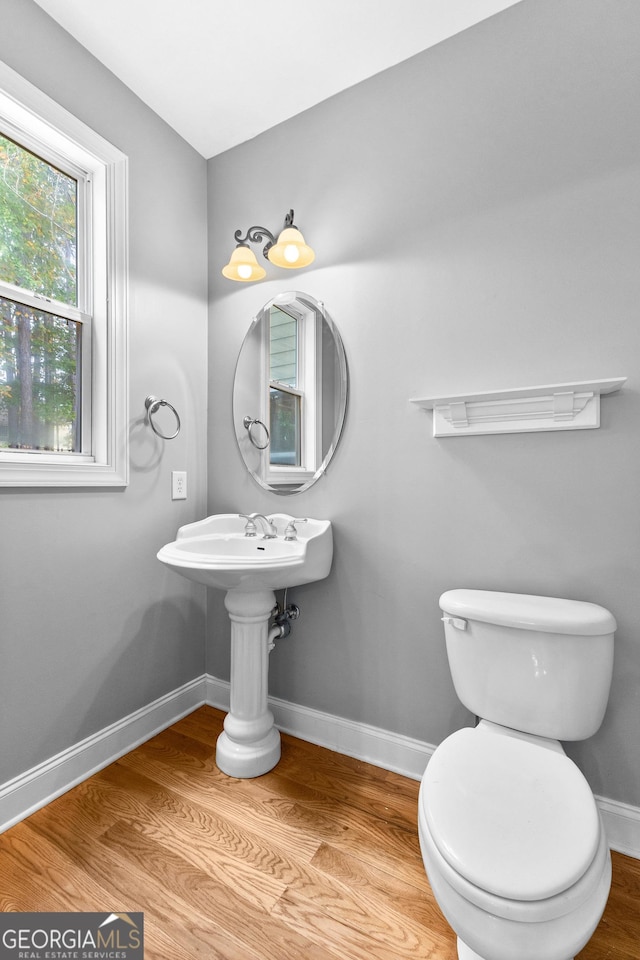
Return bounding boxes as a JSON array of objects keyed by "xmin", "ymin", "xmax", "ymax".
[
  {"xmin": 0, "ymin": 0, "xmax": 208, "ymax": 783},
  {"xmin": 208, "ymin": 0, "xmax": 640, "ymax": 808}
]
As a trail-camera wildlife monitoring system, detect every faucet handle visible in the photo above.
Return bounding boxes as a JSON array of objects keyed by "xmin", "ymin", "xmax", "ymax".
[
  {"xmin": 239, "ymin": 514, "xmax": 258, "ymax": 537},
  {"xmin": 284, "ymin": 518, "xmax": 308, "ymax": 541}
]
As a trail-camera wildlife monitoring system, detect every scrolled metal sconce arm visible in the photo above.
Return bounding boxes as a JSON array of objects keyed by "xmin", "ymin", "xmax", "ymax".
[{"xmin": 233, "ymin": 210, "xmax": 295, "ymax": 260}]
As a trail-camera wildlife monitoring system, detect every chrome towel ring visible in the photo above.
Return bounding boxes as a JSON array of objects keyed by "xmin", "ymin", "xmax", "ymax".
[
  {"xmin": 243, "ymin": 415, "xmax": 270, "ymax": 450},
  {"xmin": 145, "ymin": 395, "xmax": 181, "ymax": 440}
]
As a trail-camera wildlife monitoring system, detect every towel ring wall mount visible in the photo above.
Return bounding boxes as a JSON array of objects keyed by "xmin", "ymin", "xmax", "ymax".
[
  {"xmin": 145, "ymin": 395, "xmax": 181, "ymax": 440},
  {"xmin": 243, "ymin": 415, "xmax": 270, "ymax": 450}
]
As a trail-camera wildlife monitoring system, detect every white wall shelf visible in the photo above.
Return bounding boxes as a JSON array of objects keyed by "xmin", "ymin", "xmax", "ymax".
[{"xmin": 410, "ymin": 378, "xmax": 626, "ymax": 437}]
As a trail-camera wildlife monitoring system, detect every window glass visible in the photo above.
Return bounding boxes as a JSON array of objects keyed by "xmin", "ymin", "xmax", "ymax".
[
  {"xmin": 269, "ymin": 305, "xmax": 301, "ymax": 465},
  {"xmin": 269, "ymin": 386, "xmax": 300, "ymax": 466},
  {"xmin": 0, "ymin": 295, "xmax": 80, "ymax": 452},
  {"xmin": 0, "ymin": 133, "xmax": 77, "ymax": 306},
  {"xmin": 269, "ymin": 306, "xmax": 297, "ymax": 386}
]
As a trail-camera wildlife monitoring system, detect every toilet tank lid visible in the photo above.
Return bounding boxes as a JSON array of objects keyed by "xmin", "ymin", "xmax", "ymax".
[{"xmin": 439, "ymin": 590, "xmax": 616, "ymax": 636}]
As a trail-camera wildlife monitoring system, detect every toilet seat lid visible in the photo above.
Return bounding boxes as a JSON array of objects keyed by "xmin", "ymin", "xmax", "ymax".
[{"xmin": 422, "ymin": 724, "xmax": 600, "ymax": 901}]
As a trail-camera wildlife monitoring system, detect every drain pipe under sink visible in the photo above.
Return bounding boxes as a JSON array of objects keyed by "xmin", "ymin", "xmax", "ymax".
[{"xmin": 268, "ymin": 598, "xmax": 300, "ymax": 652}]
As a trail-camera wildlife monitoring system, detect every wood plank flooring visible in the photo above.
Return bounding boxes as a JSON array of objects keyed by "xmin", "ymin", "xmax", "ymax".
[{"xmin": 1, "ymin": 706, "xmax": 639, "ymax": 959}]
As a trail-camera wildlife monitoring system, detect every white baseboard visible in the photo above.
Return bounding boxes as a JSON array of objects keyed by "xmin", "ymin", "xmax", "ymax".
[
  {"xmin": 206, "ymin": 676, "xmax": 640, "ymax": 858},
  {"xmin": 3, "ymin": 672, "xmax": 640, "ymax": 861},
  {"xmin": 0, "ymin": 676, "xmax": 207, "ymax": 834},
  {"xmin": 596, "ymin": 795, "xmax": 640, "ymax": 859},
  {"xmin": 204, "ymin": 676, "xmax": 434, "ymax": 779}
]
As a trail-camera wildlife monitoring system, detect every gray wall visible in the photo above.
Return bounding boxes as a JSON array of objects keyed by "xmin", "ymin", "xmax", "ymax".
[
  {"xmin": 208, "ymin": 0, "xmax": 640, "ymax": 806},
  {"xmin": 0, "ymin": 0, "xmax": 209, "ymax": 782},
  {"xmin": 1, "ymin": 0, "xmax": 638, "ymax": 816}
]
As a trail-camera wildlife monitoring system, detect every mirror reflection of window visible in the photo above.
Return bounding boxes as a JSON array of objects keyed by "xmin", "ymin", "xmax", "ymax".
[
  {"xmin": 269, "ymin": 306, "xmax": 302, "ymax": 466},
  {"xmin": 233, "ymin": 291, "xmax": 348, "ymax": 494},
  {"xmin": 269, "ymin": 306, "xmax": 297, "ymax": 385},
  {"xmin": 269, "ymin": 387, "xmax": 300, "ymax": 466},
  {"xmin": 264, "ymin": 300, "xmax": 317, "ymax": 481}
]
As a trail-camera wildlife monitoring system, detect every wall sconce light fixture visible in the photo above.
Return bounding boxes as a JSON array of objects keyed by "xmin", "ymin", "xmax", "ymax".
[{"xmin": 222, "ymin": 209, "xmax": 315, "ymax": 282}]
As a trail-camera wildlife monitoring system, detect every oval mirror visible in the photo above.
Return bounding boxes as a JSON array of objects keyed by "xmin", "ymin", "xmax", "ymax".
[{"xmin": 233, "ymin": 292, "xmax": 348, "ymax": 494}]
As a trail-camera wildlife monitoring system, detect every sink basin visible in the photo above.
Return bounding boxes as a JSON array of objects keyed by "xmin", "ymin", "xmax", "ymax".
[{"xmin": 157, "ymin": 513, "xmax": 333, "ymax": 592}]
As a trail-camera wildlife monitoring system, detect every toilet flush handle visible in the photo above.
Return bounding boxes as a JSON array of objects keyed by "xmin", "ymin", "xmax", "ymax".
[{"xmin": 441, "ymin": 616, "xmax": 468, "ymax": 630}]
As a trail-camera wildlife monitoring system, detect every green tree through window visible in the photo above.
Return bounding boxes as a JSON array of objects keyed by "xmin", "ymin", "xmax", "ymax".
[{"xmin": 0, "ymin": 132, "xmax": 80, "ymax": 451}]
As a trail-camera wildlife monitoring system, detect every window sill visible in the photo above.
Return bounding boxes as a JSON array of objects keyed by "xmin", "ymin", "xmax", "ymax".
[{"xmin": 0, "ymin": 457, "xmax": 128, "ymax": 487}]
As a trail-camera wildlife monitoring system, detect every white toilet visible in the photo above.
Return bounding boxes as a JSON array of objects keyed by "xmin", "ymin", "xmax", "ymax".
[{"xmin": 418, "ymin": 589, "xmax": 616, "ymax": 960}]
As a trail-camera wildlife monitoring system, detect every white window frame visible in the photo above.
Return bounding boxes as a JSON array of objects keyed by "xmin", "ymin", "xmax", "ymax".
[
  {"xmin": 0, "ymin": 60, "xmax": 128, "ymax": 487},
  {"xmin": 261, "ymin": 298, "xmax": 320, "ymax": 486}
]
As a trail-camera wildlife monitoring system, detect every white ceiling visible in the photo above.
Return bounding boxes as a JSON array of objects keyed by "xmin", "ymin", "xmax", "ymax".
[{"xmin": 33, "ymin": 0, "xmax": 522, "ymax": 159}]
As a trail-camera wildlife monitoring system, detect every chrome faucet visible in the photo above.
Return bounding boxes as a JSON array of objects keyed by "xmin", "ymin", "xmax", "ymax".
[{"xmin": 239, "ymin": 513, "xmax": 278, "ymax": 539}]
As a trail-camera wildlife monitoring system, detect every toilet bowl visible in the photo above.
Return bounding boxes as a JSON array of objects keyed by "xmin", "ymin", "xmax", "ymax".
[
  {"xmin": 418, "ymin": 722, "xmax": 611, "ymax": 960},
  {"xmin": 419, "ymin": 589, "xmax": 616, "ymax": 960}
]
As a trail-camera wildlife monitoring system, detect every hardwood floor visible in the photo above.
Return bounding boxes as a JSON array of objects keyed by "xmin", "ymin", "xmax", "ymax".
[{"xmin": 1, "ymin": 706, "xmax": 638, "ymax": 959}]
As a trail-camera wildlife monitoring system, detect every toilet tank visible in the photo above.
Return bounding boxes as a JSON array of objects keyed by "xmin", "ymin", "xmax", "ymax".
[{"xmin": 439, "ymin": 589, "xmax": 616, "ymax": 741}]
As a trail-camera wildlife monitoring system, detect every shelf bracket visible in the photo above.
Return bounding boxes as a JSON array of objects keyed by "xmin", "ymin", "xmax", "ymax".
[
  {"xmin": 449, "ymin": 401, "xmax": 469, "ymax": 428},
  {"xmin": 553, "ymin": 391, "xmax": 577, "ymax": 421}
]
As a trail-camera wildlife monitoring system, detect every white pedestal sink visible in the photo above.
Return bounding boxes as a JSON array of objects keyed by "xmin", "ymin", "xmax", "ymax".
[{"xmin": 157, "ymin": 513, "xmax": 332, "ymax": 777}]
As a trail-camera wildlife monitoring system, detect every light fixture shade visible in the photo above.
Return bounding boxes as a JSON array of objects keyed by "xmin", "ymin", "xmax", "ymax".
[
  {"xmin": 222, "ymin": 244, "xmax": 266, "ymax": 282},
  {"xmin": 267, "ymin": 226, "xmax": 315, "ymax": 269}
]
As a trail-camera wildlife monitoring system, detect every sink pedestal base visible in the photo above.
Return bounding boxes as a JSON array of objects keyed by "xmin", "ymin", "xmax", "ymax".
[{"xmin": 216, "ymin": 589, "xmax": 281, "ymax": 778}]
